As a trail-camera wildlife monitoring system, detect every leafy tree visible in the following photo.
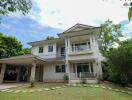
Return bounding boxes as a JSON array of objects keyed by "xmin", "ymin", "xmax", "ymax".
[
  {"xmin": 128, "ymin": 2, "xmax": 132, "ymax": 20},
  {"xmin": 46, "ymin": 36, "xmax": 55, "ymax": 40},
  {"xmin": 105, "ymin": 39, "xmax": 132, "ymax": 86},
  {"xmin": 100, "ymin": 20, "xmax": 123, "ymax": 55},
  {"xmin": 0, "ymin": 0, "xmax": 31, "ymax": 16},
  {"xmin": 0, "ymin": 32, "xmax": 30, "ymax": 58},
  {"xmin": 22, "ymin": 48, "xmax": 31, "ymax": 54}
]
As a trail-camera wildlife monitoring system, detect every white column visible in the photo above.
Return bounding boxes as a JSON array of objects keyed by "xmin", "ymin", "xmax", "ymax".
[
  {"xmin": 30, "ymin": 61, "xmax": 36, "ymax": 81},
  {"xmin": 89, "ymin": 34, "xmax": 93, "ymax": 50},
  {"xmin": 65, "ymin": 60, "xmax": 70, "ymax": 83},
  {"xmin": 98, "ymin": 61, "xmax": 103, "ymax": 79},
  {"xmin": 0, "ymin": 64, "xmax": 6, "ymax": 84},
  {"xmin": 65, "ymin": 39, "xmax": 68, "ymax": 59},
  {"xmin": 96, "ymin": 59, "xmax": 102, "ymax": 79},
  {"xmin": 16, "ymin": 66, "xmax": 21, "ymax": 82},
  {"xmin": 67, "ymin": 38, "xmax": 70, "ymax": 53}
]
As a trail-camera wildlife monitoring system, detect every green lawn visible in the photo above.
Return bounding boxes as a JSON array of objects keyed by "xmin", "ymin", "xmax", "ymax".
[{"xmin": 0, "ymin": 83, "xmax": 132, "ymax": 100}]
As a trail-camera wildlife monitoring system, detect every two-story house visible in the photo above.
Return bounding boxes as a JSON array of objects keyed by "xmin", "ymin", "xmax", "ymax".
[{"xmin": 0, "ymin": 23, "xmax": 103, "ymax": 84}]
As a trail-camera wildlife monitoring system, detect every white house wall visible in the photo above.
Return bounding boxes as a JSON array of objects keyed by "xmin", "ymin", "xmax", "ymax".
[
  {"xmin": 43, "ymin": 62, "xmax": 65, "ymax": 82},
  {"xmin": 31, "ymin": 43, "xmax": 57, "ymax": 59}
]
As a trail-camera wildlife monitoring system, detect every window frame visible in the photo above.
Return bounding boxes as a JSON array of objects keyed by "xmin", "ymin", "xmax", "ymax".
[
  {"xmin": 38, "ymin": 46, "xmax": 44, "ymax": 53},
  {"xmin": 55, "ymin": 64, "xmax": 65, "ymax": 73},
  {"xmin": 48, "ymin": 45, "xmax": 53, "ymax": 52}
]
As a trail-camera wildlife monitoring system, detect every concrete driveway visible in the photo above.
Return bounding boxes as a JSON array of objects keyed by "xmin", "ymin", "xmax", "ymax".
[{"xmin": 0, "ymin": 83, "xmax": 17, "ymax": 90}]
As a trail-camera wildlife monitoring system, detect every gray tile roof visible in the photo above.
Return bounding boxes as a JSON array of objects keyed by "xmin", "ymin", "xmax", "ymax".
[{"xmin": 0, "ymin": 54, "xmax": 65, "ymax": 62}]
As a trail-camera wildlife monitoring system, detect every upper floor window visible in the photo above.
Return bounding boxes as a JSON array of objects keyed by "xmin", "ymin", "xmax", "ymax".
[
  {"xmin": 48, "ymin": 45, "xmax": 53, "ymax": 52},
  {"xmin": 55, "ymin": 65, "xmax": 65, "ymax": 73},
  {"xmin": 39, "ymin": 47, "xmax": 43, "ymax": 53}
]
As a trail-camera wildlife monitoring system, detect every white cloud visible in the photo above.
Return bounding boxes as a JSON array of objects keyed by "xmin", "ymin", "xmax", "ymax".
[
  {"xmin": 125, "ymin": 21, "xmax": 132, "ymax": 28},
  {"xmin": 123, "ymin": 21, "xmax": 132, "ymax": 36},
  {"xmin": 28, "ymin": 0, "xmax": 128, "ymax": 29}
]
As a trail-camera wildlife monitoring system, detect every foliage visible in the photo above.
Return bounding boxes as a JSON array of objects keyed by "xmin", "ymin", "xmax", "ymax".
[
  {"xmin": 0, "ymin": 0, "xmax": 31, "ymax": 16},
  {"xmin": 21, "ymin": 48, "xmax": 31, "ymax": 54},
  {"xmin": 63, "ymin": 74, "xmax": 69, "ymax": 82},
  {"xmin": 30, "ymin": 80, "xmax": 35, "ymax": 88},
  {"xmin": 103, "ymin": 39, "xmax": 132, "ymax": 86},
  {"xmin": 80, "ymin": 73, "xmax": 86, "ymax": 84},
  {"xmin": 46, "ymin": 36, "xmax": 55, "ymax": 40},
  {"xmin": 128, "ymin": 2, "xmax": 132, "ymax": 20},
  {"xmin": 0, "ymin": 32, "xmax": 31, "ymax": 58},
  {"xmin": 100, "ymin": 20, "xmax": 123, "ymax": 55}
]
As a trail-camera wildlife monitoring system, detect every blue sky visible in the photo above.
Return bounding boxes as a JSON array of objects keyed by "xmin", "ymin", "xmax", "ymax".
[{"xmin": 0, "ymin": 0, "xmax": 132, "ymax": 48}]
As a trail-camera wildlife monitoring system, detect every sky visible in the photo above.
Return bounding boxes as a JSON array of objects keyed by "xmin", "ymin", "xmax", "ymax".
[{"xmin": 0, "ymin": 0, "xmax": 132, "ymax": 48}]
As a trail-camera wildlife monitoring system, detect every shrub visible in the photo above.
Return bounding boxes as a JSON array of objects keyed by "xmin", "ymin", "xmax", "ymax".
[
  {"xmin": 63, "ymin": 74, "xmax": 69, "ymax": 82},
  {"xmin": 30, "ymin": 77, "xmax": 35, "ymax": 88},
  {"xmin": 30, "ymin": 80, "xmax": 35, "ymax": 88},
  {"xmin": 80, "ymin": 73, "xmax": 86, "ymax": 84}
]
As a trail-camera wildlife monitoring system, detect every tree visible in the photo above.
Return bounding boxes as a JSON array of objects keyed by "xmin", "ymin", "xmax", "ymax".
[
  {"xmin": 46, "ymin": 36, "xmax": 55, "ymax": 40},
  {"xmin": 0, "ymin": 32, "xmax": 30, "ymax": 58},
  {"xmin": 128, "ymin": 2, "xmax": 132, "ymax": 20},
  {"xmin": 22, "ymin": 48, "xmax": 31, "ymax": 54},
  {"xmin": 0, "ymin": 0, "xmax": 31, "ymax": 16},
  {"xmin": 105, "ymin": 39, "xmax": 132, "ymax": 86},
  {"xmin": 100, "ymin": 20, "xmax": 123, "ymax": 55}
]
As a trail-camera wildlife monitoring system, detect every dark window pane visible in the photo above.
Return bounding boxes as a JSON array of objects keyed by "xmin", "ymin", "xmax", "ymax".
[
  {"xmin": 55, "ymin": 65, "xmax": 65, "ymax": 73},
  {"xmin": 48, "ymin": 45, "xmax": 53, "ymax": 52},
  {"xmin": 61, "ymin": 65, "xmax": 65, "ymax": 72},
  {"xmin": 39, "ymin": 47, "xmax": 43, "ymax": 53},
  {"xmin": 0, "ymin": 66, "xmax": 1, "ymax": 74},
  {"xmin": 90, "ymin": 62, "xmax": 93, "ymax": 73}
]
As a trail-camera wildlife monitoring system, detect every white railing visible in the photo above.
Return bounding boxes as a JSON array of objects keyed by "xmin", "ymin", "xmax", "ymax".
[
  {"xmin": 70, "ymin": 72, "xmax": 97, "ymax": 79},
  {"xmin": 70, "ymin": 45, "xmax": 91, "ymax": 52},
  {"xmin": 56, "ymin": 52, "xmax": 65, "ymax": 57}
]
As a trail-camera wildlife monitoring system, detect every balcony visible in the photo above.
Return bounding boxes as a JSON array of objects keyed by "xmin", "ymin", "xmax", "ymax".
[{"xmin": 68, "ymin": 42, "xmax": 93, "ymax": 55}]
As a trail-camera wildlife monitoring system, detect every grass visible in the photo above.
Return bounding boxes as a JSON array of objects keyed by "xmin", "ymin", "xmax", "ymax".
[{"xmin": 0, "ymin": 82, "xmax": 132, "ymax": 100}]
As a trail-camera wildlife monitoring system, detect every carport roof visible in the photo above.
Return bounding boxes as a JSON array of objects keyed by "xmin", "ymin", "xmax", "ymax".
[
  {"xmin": 0, "ymin": 54, "xmax": 46, "ymax": 64},
  {"xmin": 0, "ymin": 54, "xmax": 65, "ymax": 64}
]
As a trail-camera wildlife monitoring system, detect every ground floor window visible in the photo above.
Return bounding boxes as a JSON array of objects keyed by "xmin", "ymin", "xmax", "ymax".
[{"xmin": 55, "ymin": 64, "xmax": 65, "ymax": 73}]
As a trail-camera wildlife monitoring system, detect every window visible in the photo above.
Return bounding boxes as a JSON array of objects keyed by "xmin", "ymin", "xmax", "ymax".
[
  {"xmin": 48, "ymin": 45, "xmax": 53, "ymax": 52},
  {"xmin": 39, "ymin": 47, "xmax": 43, "ymax": 53},
  {"xmin": 55, "ymin": 65, "xmax": 65, "ymax": 73}
]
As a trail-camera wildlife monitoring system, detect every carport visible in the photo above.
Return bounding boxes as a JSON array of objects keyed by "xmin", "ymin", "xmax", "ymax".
[{"xmin": 0, "ymin": 54, "xmax": 45, "ymax": 83}]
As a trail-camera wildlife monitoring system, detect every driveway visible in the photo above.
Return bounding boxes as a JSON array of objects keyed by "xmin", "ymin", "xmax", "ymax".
[{"xmin": 0, "ymin": 83, "xmax": 17, "ymax": 90}]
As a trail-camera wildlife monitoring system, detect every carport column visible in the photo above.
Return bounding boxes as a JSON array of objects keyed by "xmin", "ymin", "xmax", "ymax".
[
  {"xmin": 16, "ymin": 66, "xmax": 21, "ymax": 82},
  {"xmin": 65, "ymin": 60, "xmax": 70, "ymax": 83},
  {"xmin": 30, "ymin": 61, "xmax": 36, "ymax": 82},
  {"xmin": 0, "ymin": 64, "xmax": 6, "ymax": 84}
]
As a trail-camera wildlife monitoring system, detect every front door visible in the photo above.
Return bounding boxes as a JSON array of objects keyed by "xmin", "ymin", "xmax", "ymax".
[
  {"xmin": 77, "ymin": 63, "xmax": 89, "ymax": 73},
  {"xmin": 35, "ymin": 65, "xmax": 43, "ymax": 82},
  {"xmin": 76, "ymin": 63, "xmax": 94, "ymax": 78}
]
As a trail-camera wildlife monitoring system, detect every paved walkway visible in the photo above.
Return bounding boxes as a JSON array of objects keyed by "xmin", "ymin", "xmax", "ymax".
[{"xmin": 0, "ymin": 84, "xmax": 17, "ymax": 90}]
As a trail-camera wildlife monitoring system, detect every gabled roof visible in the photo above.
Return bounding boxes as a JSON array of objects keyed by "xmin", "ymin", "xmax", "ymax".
[{"xmin": 61, "ymin": 23, "xmax": 98, "ymax": 33}]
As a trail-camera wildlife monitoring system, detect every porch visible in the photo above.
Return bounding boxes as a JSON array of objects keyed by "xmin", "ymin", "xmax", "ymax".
[{"xmin": 67, "ymin": 59, "xmax": 100, "ymax": 83}]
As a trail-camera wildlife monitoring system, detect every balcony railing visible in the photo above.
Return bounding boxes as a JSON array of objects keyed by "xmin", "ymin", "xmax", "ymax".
[
  {"xmin": 56, "ymin": 52, "xmax": 65, "ymax": 57},
  {"xmin": 71, "ymin": 45, "xmax": 91, "ymax": 52},
  {"xmin": 70, "ymin": 72, "xmax": 96, "ymax": 79}
]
